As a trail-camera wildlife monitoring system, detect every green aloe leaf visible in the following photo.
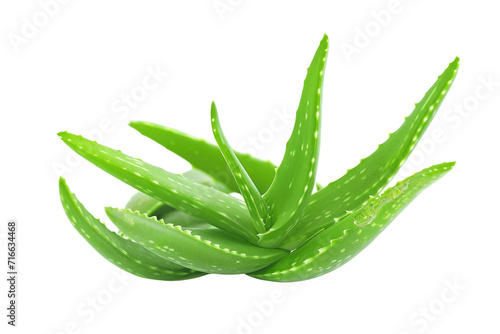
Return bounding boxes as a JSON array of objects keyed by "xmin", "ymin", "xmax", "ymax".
[
  {"xmin": 158, "ymin": 210, "xmax": 215, "ymax": 231},
  {"xmin": 129, "ymin": 121, "xmax": 276, "ymax": 194},
  {"xmin": 181, "ymin": 168, "xmax": 233, "ymax": 193},
  {"xmin": 123, "ymin": 169, "xmax": 231, "ymax": 239},
  {"xmin": 211, "ymin": 102, "xmax": 269, "ymax": 233},
  {"xmin": 125, "ymin": 192, "xmax": 172, "ymax": 217},
  {"xmin": 257, "ymin": 34, "xmax": 328, "ymax": 247},
  {"xmin": 59, "ymin": 177, "xmax": 205, "ymax": 281},
  {"xmin": 58, "ymin": 34, "xmax": 459, "ymax": 282},
  {"xmin": 125, "ymin": 169, "xmax": 231, "ymax": 218},
  {"xmin": 126, "ymin": 169, "xmax": 235, "ymax": 233},
  {"xmin": 58, "ymin": 132, "xmax": 258, "ymax": 243},
  {"xmin": 249, "ymin": 162, "xmax": 455, "ymax": 282},
  {"xmin": 281, "ymin": 57, "xmax": 460, "ymax": 250},
  {"xmin": 105, "ymin": 208, "xmax": 289, "ymax": 274}
]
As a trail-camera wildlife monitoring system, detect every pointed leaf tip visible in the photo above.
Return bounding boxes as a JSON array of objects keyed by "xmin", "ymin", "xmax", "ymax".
[
  {"xmin": 58, "ymin": 176, "xmax": 66, "ymax": 187},
  {"xmin": 322, "ymin": 33, "xmax": 329, "ymax": 45}
]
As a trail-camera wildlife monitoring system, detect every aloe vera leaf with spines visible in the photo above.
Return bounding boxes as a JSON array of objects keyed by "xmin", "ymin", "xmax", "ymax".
[
  {"xmin": 125, "ymin": 192, "xmax": 173, "ymax": 217},
  {"xmin": 58, "ymin": 132, "xmax": 259, "ymax": 243},
  {"xmin": 125, "ymin": 169, "xmax": 232, "ymax": 218},
  {"xmin": 123, "ymin": 169, "xmax": 229, "ymax": 238},
  {"xmin": 211, "ymin": 102, "xmax": 270, "ymax": 232},
  {"xmin": 59, "ymin": 177, "xmax": 205, "ymax": 280},
  {"xmin": 159, "ymin": 210, "xmax": 215, "ymax": 230},
  {"xmin": 105, "ymin": 207, "xmax": 289, "ymax": 274},
  {"xmin": 58, "ymin": 34, "xmax": 459, "ymax": 282},
  {"xmin": 249, "ymin": 162, "xmax": 455, "ymax": 282},
  {"xmin": 257, "ymin": 34, "xmax": 328, "ymax": 248},
  {"xmin": 129, "ymin": 121, "xmax": 276, "ymax": 194},
  {"xmin": 280, "ymin": 57, "xmax": 460, "ymax": 250}
]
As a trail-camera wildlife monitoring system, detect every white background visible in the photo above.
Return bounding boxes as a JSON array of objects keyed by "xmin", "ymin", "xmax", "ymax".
[{"xmin": 1, "ymin": 1, "xmax": 499, "ymax": 333}]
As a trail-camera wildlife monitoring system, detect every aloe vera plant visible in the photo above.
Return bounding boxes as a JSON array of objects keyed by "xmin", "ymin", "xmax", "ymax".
[{"xmin": 58, "ymin": 34, "xmax": 459, "ymax": 282}]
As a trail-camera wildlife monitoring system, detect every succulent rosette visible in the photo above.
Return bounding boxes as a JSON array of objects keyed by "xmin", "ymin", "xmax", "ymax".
[{"xmin": 58, "ymin": 35, "xmax": 459, "ymax": 282}]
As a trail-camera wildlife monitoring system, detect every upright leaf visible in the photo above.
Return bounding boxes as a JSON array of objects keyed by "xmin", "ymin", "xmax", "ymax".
[
  {"xmin": 281, "ymin": 57, "xmax": 460, "ymax": 250},
  {"xmin": 211, "ymin": 102, "xmax": 269, "ymax": 233},
  {"xmin": 249, "ymin": 162, "xmax": 455, "ymax": 282},
  {"xmin": 258, "ymin": 34, "xmax": 329, "ymax": 247}
]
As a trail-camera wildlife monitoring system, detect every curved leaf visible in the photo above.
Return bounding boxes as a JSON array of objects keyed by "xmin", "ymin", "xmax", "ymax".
[
  {"xmin": 59, "ymin": 177, "xmax": 204, "ymax": 281},
  {"xmin": 58, "ymin": 132, "xmax": 258, "ymax": 243},
  {"xmin": 129, "ymin": 121, "xmax": 276, "ymax": 194},
  {"xmin": 249, "ymin": 162, "xmax": 455, "ymax": 282},
  {"xmin": 125, "ymin": 169, "xmax": 232, "ymax": 217},
  {"xmin": 105, "ymin": 208, "xmax": 289, "ymax": 274}
]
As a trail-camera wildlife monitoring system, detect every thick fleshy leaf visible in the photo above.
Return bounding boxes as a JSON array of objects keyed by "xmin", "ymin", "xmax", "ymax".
[
  {"xmin": 249, "ymin": 162, "xmax": 455, "ymax": 282},
  {"xmin": 123, "ymin": 169, "xmax": 230, "ymax": 239},
  {"xmin": 105, "ymin": 208, "xmax": 289, "ymax": 274},
  {"xmin": 158, "ymin": 210, "xmax": 216, "ymax": 231},
  {"xmin": 281, "ymin": 57, "xmax": 460, "ymax": 250},
  {"xmin": 128, "ymin": 170, "xmax": 232, "ymax": 233},
  {"xmin": 211, "ymin": 102, "xmax": 269, "ymax": 233},
  {"xmin": 125, "ymin": 192, "xmax": 172, "ymax": 217},
  {"xmin": 125, "ymin": 169, "xmax": 232, "ymax": 217},
  {"xmin": 257, "ymin": 34, "xmax": 329, "ymax": 247},
  {"xmin": 129, "ymin": 121, "xmax": 276, "ymax": 194},
  {"xmin": 59, "ymin": 177, "xmax": 205, "ymax": 281},
  {"xmin": 182, "ymin": 169, "xmax": 233, "ymax": 192},
  {"xmin": 58, "ymin": 132, "xmax": 258, "ymax": 243}
]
